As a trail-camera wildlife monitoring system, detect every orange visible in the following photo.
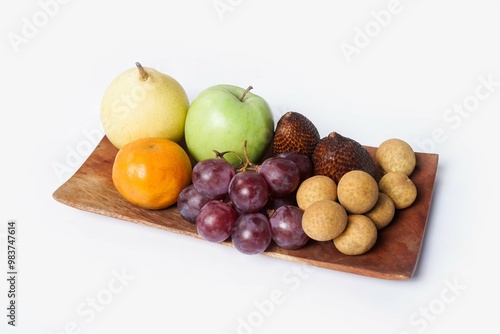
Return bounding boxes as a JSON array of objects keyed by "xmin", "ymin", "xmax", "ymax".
[{"xmin": 112, "ymin": 137, "xmax": 192, "ymax": 209}]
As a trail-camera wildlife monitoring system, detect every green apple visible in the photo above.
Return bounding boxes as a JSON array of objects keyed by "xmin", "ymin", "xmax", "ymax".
[
  {"xmin": 184, "ymin": 85, "xmax": 274, "ymax": 167},
  {"xmin": 100, "ymin": 62, "xmax": 189, "ymax": 149}
]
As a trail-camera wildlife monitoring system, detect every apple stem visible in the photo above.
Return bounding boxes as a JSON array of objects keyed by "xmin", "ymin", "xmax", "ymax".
[
  {"xmin": 239, "ymin": 86, "xmax": 253, "ymax": 102},
  {"xmin": 136, "ymin": 62, "xmax": 149, "ymax": 80}
]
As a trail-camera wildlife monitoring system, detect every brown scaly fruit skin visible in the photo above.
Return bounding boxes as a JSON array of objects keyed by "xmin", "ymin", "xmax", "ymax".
[
  {"xmin": 313, "ymin": 132, "xmax": 376, "ymax": 184},
  {"xmin": 272, "ymin": 111, "xmax": 320, "ymax": 158}
]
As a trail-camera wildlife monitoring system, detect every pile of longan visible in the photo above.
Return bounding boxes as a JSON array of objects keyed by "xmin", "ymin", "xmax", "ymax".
[{"xmin": 296, "ymin": 138, "xmax": 418, "ymax": 255}]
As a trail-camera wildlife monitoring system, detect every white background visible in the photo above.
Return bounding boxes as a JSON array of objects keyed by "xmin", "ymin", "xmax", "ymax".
[{"xmin": 1, "ymin": 0, "xmax": 499, "ymax": 333}]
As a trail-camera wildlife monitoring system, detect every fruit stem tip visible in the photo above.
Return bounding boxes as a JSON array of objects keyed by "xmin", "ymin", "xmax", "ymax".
[
  {"xmin": 135, "ymin": 62, "xmax": 148, "ymax": 80},
  {"xmin": 240, "ymin": 86, "xmax": 253, "ymax": 102}
]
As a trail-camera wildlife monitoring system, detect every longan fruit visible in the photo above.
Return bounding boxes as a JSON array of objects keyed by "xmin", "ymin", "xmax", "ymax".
[
  {"xmin": 296, "ymin": 175, "xmax": 337, "ymax": 210},
  {"xmin": 365, "ymin": 192, "xmax": 395, "ymax": 229},
  {"xmin": 333, "ymin": 215, "xmax": 378, "ymax": 256},
  {"xmin": 337, "ymin": 170, "xmax": 379, "ymax": 214},
  {"xmin": 376, "ymin": 138, "xmax": 416, "ymax": 176},
  {"xmin": 302, "ymin": 200, "xmax": 347, "ymax": 241},
  {"xmin": 378, "ymin": 171, "xmax": 417, "ymax": 209}
]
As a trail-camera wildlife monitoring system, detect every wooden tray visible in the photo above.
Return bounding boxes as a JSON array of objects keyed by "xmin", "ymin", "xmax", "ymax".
[{"xmin": 53, "ymin": 136, "xmax": 439, "ymax": 280}]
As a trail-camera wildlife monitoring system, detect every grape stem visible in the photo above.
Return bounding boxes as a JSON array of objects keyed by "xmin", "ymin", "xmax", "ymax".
[
  {"xmin": 236, "ymin": 140, "xmax": 259, "ymax": 172},
  {"xmin": 212, "ymin": 141, "xmax": 259, "ymax": 172},
  {"xmin": 213, "ymin": 149, "xmax": 244, "ymax": 166}
]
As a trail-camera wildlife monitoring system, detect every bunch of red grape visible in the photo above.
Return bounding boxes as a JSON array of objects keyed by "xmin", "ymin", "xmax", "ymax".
[{"xmin": 177, "ymin": 151, "xmax": 314, "ymax": 255}]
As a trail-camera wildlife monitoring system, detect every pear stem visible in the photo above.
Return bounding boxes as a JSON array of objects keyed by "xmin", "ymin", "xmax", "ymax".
[
  {"xmin": 136, "ymin": 62, "xmax": 148, "ymax": 80},
  {"xmin": 239, "ymin": 86, "xmax": 253, "ymax": 102}
]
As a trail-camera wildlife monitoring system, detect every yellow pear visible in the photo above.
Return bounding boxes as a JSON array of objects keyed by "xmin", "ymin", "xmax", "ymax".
[{"xmin": 100, "ymin": 62, "xmax": 189, "ymax": 149}]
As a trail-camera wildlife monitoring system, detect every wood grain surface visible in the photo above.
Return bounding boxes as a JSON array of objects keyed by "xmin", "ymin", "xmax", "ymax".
[{"xmin": 53, "ymin": 136, "xmax": 439, "ymax": 280}]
